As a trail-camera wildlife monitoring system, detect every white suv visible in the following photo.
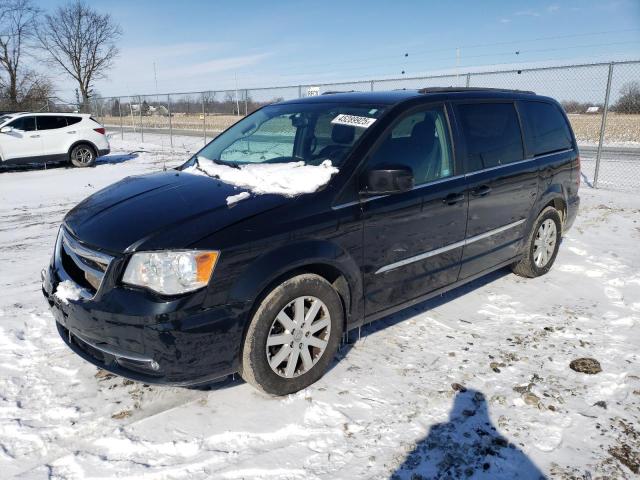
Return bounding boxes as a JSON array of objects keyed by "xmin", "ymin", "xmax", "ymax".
[{"xmin": 0, "ymin": 113, "xmax": 110, "ymax": 168}]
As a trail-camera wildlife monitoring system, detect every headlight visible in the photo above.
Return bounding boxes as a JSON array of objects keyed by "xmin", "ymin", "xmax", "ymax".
[{"xmin": 122, "ymin": 250, "xmax": 219, "ymax": 295}]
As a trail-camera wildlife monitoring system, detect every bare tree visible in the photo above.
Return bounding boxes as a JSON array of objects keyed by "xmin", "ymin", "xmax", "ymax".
[
  {"xmin": 0, "ymin": 0, "xmax": 41, "ymax": 109},
  {"xmin": 37, "ymin": 1, "xmax": 121, "ymax": 112},
  {"xmin": 614, "ymin": 82, "xmax": 640, "ymax": 114}
]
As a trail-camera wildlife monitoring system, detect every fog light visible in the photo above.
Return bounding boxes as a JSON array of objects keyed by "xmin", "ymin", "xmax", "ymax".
[{"xmin": 149, "ymin": 360, "xmax": 160, "ymax": 371}]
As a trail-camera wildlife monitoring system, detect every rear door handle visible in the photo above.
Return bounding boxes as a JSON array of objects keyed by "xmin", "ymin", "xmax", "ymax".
[
  {"xmin": 67, "ymin": 131, "xmax": 76, "ymax": 134},
  {"xmin": 29, "ymin": 134, "xmax": 40, "ymax": 138},
  {"xmin": 442, "ymin": 192, "xmax": 465, "ymax": 205},
  {"xmin": 471, "ymin": 185, "xmax": 492, "ymax": 197}
]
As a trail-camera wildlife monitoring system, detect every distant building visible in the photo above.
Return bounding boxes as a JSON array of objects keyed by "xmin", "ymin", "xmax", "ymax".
[
  {"xmin": 130, "ymin": 104, "xmax": 169, "ymax": 116},
  {"xmin": 586, "ymin": 106, "xmax": 600, "ymax": 114}
]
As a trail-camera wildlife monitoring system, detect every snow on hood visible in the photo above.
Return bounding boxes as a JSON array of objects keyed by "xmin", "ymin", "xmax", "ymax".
[
  {"xmin": 226, "ymin": 191, "xmax": 250, "ymax": 206},
  {"xmin": 184, "ymin": 156, "xmax": 339, "ymax": 203}
]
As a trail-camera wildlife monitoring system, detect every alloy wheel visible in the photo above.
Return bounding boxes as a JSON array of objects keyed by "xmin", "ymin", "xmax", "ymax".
[
  {"xmin": 73, "ymin": 147, "xmax": 93, "ymax": 165},
  {"xmin": 533, "ymin": 219, "xmax": 557, "ymax": 268},
  {"xmin": 266, "ymin": 296, "xmax": 331, "ymax": 378}
]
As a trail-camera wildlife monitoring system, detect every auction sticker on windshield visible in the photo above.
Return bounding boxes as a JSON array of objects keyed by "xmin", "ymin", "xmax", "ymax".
[{"xmin": 331, "ymin": 114, "xmax": 376, "ymax": 129}]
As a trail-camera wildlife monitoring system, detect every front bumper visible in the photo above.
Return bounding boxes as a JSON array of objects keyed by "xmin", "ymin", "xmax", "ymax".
[{"xmin": 42, "ymin": 260, "xmax": 248, "ymax": 386}]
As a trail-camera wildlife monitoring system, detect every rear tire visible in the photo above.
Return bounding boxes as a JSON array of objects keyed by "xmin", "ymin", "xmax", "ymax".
[
  {"xmin": 69, "ymin": 144, "xmax": 96, "ymax": 168},
  {"xmin": 512, "ymin": 207, "xmax": 562, "ymax": 278},
  {"xmin": 240, "ymin": 274, "xmax": 343, "ymax": 395}
]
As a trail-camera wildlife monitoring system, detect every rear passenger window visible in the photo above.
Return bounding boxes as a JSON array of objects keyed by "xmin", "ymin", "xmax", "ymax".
[
  {"xmin": 456, "ymin": 103, "xmax": 524, "ymax": 172},
  {"xmin": 66, "ymin": 116, "xmax": 82, "ymax": 126},
  {"xmin": 37, "ymin": 116, "xmax": 68, "ymax": 130},
  {"xmin": 519, "ymin": 101, "xmax": 573, "ymax": 156}
]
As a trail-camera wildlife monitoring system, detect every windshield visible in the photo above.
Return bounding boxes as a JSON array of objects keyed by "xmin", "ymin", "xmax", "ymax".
[{"xmin": 194, "ymin": 102, "xmax": 386, "ymax": 167}]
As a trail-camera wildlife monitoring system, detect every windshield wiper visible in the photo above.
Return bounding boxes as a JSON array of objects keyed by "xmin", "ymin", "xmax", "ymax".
[
  {"xmin": 214, "ymin": 158, "xmax": 240, "ymax": 169},
  {"xmin": 197, "ymin": 156, "xmax": 240, "ymax": 169}
]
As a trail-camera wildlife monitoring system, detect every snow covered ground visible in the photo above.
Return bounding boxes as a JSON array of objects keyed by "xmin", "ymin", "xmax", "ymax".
[{"xmin": 0, "ymin": 134, "xmax": 639, "ymax": 479}]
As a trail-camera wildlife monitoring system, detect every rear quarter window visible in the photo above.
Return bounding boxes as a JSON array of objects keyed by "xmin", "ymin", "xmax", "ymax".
[
  {"xmin": 519, "ymin": 101, "xmax": 573, "ymax": 156},
  {"xmin": 66, "ymin": 116, "xmax": 82, "ymax": 126},
  {"xmin": 455, "ymin": 102, "xmax": 524, "ymax": 172}
]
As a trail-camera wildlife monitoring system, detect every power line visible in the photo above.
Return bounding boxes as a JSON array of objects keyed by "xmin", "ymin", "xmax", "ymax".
[
  {"xmin": 232, "ymin": 40, "xmax": 640, "ymax": 84},
  {"xmin": 231, "ymin": 28, "xmax": 640, "ymax": 75}
]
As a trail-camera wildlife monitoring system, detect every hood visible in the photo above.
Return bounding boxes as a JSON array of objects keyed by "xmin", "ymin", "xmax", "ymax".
[{"xmin": 64, "ymin": 170, "xmax": 290, "ymax": 252}]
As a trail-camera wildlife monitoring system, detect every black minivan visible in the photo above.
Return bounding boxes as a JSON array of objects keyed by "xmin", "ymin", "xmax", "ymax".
[{"xmin": 42, "ymin": 88, "xmax": 580, "ymax": 395}]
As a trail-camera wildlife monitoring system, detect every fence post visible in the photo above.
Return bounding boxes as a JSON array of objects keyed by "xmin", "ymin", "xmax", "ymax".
[
  {"xmin": 139, "ymin": 96, "xmax": 144, "ymax": 142},
  {"xmin": 370, "ymin": 80, "xmax": 374, "ymax": 92},
  {"xmin": 594, "ymin": 62, "xmax": 614, "ymax": 188},
  {"xmin": 244, "ymin": 89, "xmax": 248, "ymax": 116},
  {"xmin": 167, "ymin": 94, "xmax": 173, "ymax": 148},
  {"xmin": 298, "ymin": 85, "xmax": 302, "ymax": 98},
  {"xmin": 202, "ymin": 92, "xmax": 206, "ymax": 145},
  {"xmin": 118, "ymin": 97, "xmax": 123, "ymax": 140},
  {"xmin": 465, "ymin": 73, "xmax": 471, "ymax": 87}
]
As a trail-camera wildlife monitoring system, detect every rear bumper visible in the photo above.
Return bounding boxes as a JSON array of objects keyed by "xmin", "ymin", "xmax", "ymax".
[
  {"xmin": 42, "ymin": 262, "xmax": 249, "ymax": 386},
  {"xmin": 97, "ymin": 148, "xmax": 110, "ymax": 157},
  {"xmin": 564, "ymin": 194, "xmax": 580, "ymax": 232}
]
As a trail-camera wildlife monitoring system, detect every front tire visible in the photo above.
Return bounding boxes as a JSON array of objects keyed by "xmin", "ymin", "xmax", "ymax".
[
  {"xmin": 240, "ymin": 274, "xmax": 344, "ymax": 395},
  {"xmin": 69, "ymin": 144, "xmax": 96, "ymax": 168},
  {"xmin": 512, "ymin": 207, "xmax": 562, "ymax": 278}
]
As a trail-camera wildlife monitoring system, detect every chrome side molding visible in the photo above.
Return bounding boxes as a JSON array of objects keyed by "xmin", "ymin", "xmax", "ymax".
[{"xmin": 375, "ymin": 219, "xmax": 525, "ymax": 274}]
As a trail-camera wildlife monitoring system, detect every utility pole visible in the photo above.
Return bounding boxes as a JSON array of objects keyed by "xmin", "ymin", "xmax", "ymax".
[
  {"xmin": 235, "ymin": 72, "xmax": 240, "ymax": 117},
  {"xmin": 153, "ymin": 62, "xmax": 158, "ymax": 95}
]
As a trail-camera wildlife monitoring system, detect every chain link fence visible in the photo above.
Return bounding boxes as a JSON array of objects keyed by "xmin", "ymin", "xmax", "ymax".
[{"xmin": 9, "ymin": 59, "xmax": 637, "ymax": 191}]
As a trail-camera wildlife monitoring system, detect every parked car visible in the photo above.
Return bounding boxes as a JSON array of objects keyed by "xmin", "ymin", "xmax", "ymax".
[
  {"xmin": 0, "ymin": 112, "xmax": 110, "ymax": 167},
  {"xmin": 42, "ymin": 88, "xmax": 580, "ymax": 395}
]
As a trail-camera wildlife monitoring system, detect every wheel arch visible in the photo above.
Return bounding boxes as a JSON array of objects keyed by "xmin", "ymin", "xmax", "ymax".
[
  {"xmin": 67, "ymin": 140, "xmax": 98, "ymax": 161},
  {"xmin": 228, "ymin": 239, "xmax": 363, "ymax": 342},
  {"xmin": 535, "ymin": 184, "xmax": 568, "ymax": 229}
]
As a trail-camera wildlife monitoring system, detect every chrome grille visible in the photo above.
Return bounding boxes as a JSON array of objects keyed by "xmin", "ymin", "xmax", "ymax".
[{"xmin": 54, "ymin": 228, "xmax": 113, "ymax": 299}]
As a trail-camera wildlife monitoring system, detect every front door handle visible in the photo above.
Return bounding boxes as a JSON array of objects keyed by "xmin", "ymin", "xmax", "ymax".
[
  {"xmin": 471, "ymin": 185, "xmax": 492, "ymax": 197},
  {"xmin": 67, "ymin": 131, "xmax": 76, "ymax": 134},
  {"xmin": 29, "ymin": 134, "xmax": 40, "ymax": 138},
  {"xmin": 442, "ymin": 192, "xmax": 465, "ymax": 205}
]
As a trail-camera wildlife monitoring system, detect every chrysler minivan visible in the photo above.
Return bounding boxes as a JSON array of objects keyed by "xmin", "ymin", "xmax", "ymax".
[{"xmin": 42, "ymin": 88, "xmax": 580, "ymax": 395}]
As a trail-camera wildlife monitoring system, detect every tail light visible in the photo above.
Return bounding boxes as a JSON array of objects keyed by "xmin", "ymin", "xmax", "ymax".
[{"xmin": 93, "ymin": 127, "xmax": 106, "ymax": 135}]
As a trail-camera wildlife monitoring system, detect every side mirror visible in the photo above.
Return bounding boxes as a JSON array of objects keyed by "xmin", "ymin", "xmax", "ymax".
[
  {"xmin": 0, "ymin": 126, "xmax": 13, "ymax": 133},
  {"xmin": 360, "ymin": 166, "xmax": 414, "ymax": 195}
]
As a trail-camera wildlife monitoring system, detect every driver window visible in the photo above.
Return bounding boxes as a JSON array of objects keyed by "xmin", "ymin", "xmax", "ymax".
[
  {"xmin": 220, "ymin": 114, "xmax": 296, "ymax": 163},
  {"xmin": 367, "ymin": 106, "xmax": 453, "ymax": 185},
  {"xmin": 9, "ymin": 116, "xmax": 36, "ymax": 132}
]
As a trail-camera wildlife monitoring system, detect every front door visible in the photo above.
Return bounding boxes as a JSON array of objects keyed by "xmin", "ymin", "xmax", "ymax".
[
  {"xmin": 453, "ymin": 101, "xmax": 539, "ymax": 278},
  {"xmin": 362, "ymin": 104, "xmax": 468, "ymax": 315},
  {"xmin": 0, "ymin": 116, "xmax": 42, "ymax": 161}
]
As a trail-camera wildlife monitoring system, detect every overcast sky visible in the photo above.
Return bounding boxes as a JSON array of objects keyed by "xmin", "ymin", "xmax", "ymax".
[{"xmin": 33, "ymin": 0, "xmax": 640, "ymax": 101}]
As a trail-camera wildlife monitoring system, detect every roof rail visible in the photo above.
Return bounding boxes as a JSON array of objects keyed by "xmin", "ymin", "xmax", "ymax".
[
  {"xmin": 321, "ymin": 90, "xmax": 355, "ymax": 95},
  {"xmin": 418, "ymin": 87, "xmax": 535, "ymax": 95}
]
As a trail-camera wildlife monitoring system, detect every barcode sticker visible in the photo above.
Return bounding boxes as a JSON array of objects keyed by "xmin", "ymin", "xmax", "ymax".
[{"xmin": 331, "ymin": 114, "xmax": 376, "ymax": 129}]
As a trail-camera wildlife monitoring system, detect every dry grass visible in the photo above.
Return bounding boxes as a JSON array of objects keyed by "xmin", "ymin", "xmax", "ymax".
[
  {"xmin": 101, "ymin": 114, "xmax": 241, "ymax": 134},
  {"xmin": 100, "ymin": 113, "xmax": 640, "ymax": 144},
  {"xmin": 568, "ymin": 113, "xmax": 640, "ymax": 144}
]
